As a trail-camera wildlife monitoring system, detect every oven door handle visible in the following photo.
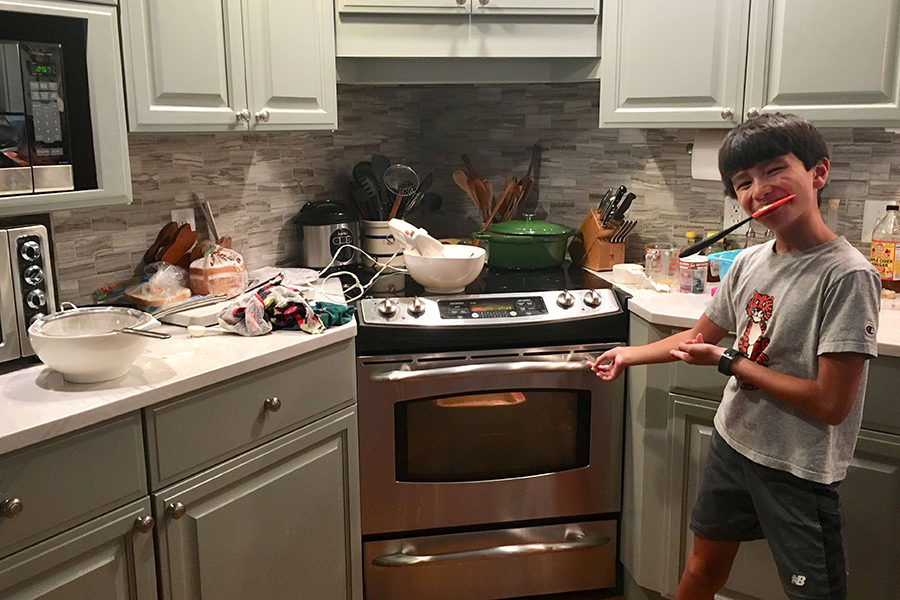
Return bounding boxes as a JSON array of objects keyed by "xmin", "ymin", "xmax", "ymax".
[
  {"xmin": 370, "ymin": 360, "xmax": 593, "ymax": 382},
  {"xmin": 372, "ymin": 532, "xmax": 611, "ymax": 567}
]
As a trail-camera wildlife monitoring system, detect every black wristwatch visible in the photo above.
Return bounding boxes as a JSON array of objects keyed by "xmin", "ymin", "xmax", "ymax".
[{"xmin": 718, "ymin": 348, "xmax": 743, "ymax": 376}]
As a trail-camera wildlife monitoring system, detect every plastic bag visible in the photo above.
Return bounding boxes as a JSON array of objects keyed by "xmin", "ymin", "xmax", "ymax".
[{"xmin": 123, "ymin": 262, "xmax": 191, "ymax": 308}]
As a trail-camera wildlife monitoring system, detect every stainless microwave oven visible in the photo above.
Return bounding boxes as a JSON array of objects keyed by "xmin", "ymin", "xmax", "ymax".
[
  {"xmin": 0, "ymin": 224, "xmax": 56, "ymax": 362},
  {"xmin": 0, "ymin": 40, "xmax": 75, "ymax": 196}
]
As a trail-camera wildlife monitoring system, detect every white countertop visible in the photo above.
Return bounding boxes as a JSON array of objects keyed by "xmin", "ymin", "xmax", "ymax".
[
  {"xmin": 0, "ymin": 322, "xmax": 356, "ymax": 455},
  {"xmin": 589, "ymin": 270, "xmax": 900, "ymax": 358}
]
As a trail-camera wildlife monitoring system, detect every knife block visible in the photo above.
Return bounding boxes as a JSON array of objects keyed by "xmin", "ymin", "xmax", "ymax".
[{"xmin": 569, "ymin": 210, "xmax": 625, "ymax": 271}]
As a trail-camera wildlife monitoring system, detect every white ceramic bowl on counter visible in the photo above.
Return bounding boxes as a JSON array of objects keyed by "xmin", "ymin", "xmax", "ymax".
[
  {"xmin": 403, "ymin": 244, "xmax": 486, "ymax": 293},
  {"xmin": 28, "ymin": 306, "xmax": 159, "ymax": 383}
]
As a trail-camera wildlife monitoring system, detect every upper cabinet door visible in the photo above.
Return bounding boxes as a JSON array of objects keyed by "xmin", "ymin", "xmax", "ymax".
[
  {"xmin": 744, "ymin": 0, "xmax": 900, "ymax": 126},
  {"xmin": 599, "ymin": 0, "xmax": 750, "ymax": 128},
  {"xmin": 120, "ymin": 0, "xmax": 249, "ymax": 132},
  {"xmin": 243, "ymin": 0, "xmax": 337, "ymax": 130}
]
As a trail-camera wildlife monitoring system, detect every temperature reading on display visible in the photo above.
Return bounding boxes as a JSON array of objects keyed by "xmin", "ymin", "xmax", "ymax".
[{"xmin": 472, "ymin": 302, "xmax": 514, "ymax": 313}]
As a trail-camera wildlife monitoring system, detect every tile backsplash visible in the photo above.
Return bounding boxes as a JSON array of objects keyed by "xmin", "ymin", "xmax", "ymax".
[{"xmin": 50, "ymin": 82, "xmax": 900, "ymax": 304}]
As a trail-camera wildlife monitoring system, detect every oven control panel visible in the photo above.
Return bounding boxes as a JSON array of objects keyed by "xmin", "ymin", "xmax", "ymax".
[{"xmin": 358, "ymin": 289, "xmax": 621, "ymax": 326}]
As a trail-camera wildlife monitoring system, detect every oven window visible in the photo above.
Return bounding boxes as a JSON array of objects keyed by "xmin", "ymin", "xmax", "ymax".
[{"xmin": 395, "ymin": 389, "xmax": 591, "ymax": 482}]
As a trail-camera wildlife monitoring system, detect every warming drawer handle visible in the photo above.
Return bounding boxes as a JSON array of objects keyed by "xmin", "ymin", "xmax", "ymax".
[
  {"xmin": 370, "ymin": 360, "xmax": 591, "ymax": 382},
  {"xmin": 372, "ymin": 533, "xmax": 610, "ymax": 567}
]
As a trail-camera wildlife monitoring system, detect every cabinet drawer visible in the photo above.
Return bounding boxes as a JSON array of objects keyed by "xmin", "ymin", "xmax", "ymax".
[
  {"xmin": 670, "ymin": 335, "xmax": 736, "ymax": 401},
  {"xmin": 0, "ymin": 414, "xmax": 146, "ymax": 559},
  {"xmin": 862, "ymin": 355, "xmax": 900, "ymax": 435},
  {"xmin": 145, "ymin": 339, "xmax": 355, "ymax": 488}
]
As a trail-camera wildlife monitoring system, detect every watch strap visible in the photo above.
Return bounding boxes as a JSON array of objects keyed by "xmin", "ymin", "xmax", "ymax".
[{"xmin": 718, "ymin": 348, "xmax": 743, "ymax": 376}]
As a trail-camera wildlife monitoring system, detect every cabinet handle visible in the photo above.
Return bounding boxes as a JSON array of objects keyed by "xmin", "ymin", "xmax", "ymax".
[
  {"xmin": 235, "ymin": 109, "xmax": 251, "ymax": 123},
  {"xmin": 264, "ymin": 396, "xmax": 282, "ymax": 412},
  {"xmin": 720, "ymin": 107, "xmax": 734, "ymax": 120},
  {"xmin": 254, "ymin": 109, "xmax": 270, "ymax": 123},
  {"xmin": 747, "ymin": 107, "xmax": 760, "ymax": 119},
  {"xmin": 1, "ymin": 498, "xmax": 23, "ymax": 518},
  {"xmin": 133, "ymin": 515, "xmax": 155, "ymax": 533},
  {"xmin": 167, "ymin": 502, "xmax": 187, "ymax": 519}
]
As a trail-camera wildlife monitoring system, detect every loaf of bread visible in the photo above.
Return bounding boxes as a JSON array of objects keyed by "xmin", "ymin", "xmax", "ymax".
[
  {"xmin": 189, "ymin": 246, "xmax": 248, "ymax": 298},
  {"xmin": 123, "ymin": 280, "xmax": 191, "ymax": 308}
]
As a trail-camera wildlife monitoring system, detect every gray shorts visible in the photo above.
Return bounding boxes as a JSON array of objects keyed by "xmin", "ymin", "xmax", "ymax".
[{"xmin": 690, "ymin": 429, "xmax": 846, "ymax": 600}]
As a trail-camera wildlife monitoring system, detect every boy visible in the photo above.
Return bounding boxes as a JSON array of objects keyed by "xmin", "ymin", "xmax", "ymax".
[{"xmin": 590, "ymin": 113, "xmax": 881, "ymax": 600}]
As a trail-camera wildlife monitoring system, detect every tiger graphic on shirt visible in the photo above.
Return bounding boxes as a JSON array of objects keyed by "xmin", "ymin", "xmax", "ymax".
[{"xmin": 736, "ymin": 290, "xmax": 774, "ymax": 390}]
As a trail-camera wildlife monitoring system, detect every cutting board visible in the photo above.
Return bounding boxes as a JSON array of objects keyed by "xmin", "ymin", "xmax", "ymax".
[{"xmin": 158, "ymin": 278, "xmax": 345, "ymax": 327}]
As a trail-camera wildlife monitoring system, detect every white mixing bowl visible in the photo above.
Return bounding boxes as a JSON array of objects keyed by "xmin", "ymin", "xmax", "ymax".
[
  {"xmin": 29, "ymin": 306, "xmax": 158, "ymax": 383},
  {"xmin": 403, "ymin": 244, "xmax": 486, "ymax": 293}
]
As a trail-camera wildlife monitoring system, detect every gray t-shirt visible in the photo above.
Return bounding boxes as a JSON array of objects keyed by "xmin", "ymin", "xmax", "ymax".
[{"xmin": 705, "ymin": 237, "xmax": 880, "ymax": 484}]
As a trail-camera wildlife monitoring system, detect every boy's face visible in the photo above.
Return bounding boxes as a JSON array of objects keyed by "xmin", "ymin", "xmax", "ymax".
[{"xmin": 729, "ymin": 153, "xmax": 828, "ymax": 228}]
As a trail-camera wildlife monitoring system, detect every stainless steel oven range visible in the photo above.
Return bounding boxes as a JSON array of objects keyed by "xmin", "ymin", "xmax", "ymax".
[{"xmin": 355, "ymin": 266, "xmax": 629, "ymax": 600}]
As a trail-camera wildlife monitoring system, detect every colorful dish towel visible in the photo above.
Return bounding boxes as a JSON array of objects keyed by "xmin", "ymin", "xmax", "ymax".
[{"xmin": 217, "ymin": 284, "xmax": 354, "ymax": 337}]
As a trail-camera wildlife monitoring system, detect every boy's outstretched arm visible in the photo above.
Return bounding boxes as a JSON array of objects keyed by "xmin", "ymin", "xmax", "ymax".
[{"xmin": 588, "ymin": 314, "xmax": 728, "ymax": 381}]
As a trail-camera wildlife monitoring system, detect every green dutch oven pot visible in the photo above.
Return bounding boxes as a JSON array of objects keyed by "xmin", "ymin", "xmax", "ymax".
[{"xmin": 471, "ymin": 214, "xmax": 576, "ymax": 270}]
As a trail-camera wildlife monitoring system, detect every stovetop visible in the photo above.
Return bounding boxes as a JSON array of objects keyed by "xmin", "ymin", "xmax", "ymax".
[{"xmin": 349, "ymin": 263, "xmax": 630, "ymax": 356}]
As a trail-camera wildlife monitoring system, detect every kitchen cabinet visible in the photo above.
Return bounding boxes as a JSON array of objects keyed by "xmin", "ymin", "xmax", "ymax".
[
  {"xmin": 599, "ymin": 0, "xmax": 900, "ymax": 128},
  {"xmin": 144, "ymin": 339, "xmax": 361, "ymax": 600},
  {"xmin": 119, "ymin": 0, "xmax": 337, "ymax": 132},
  {"xmin": 0, "ymin": 414, "xmax": 157, "ymax": 599},
  {"xmin": 623, "ymin": 314, "xmax": 900, "ymax": 599},
  {"xmin": 334, "ymin": 0, "xmax": 601, "ymax": 83}
]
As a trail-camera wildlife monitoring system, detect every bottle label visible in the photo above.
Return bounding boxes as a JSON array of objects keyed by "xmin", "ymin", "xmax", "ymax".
[{"xmin": 870, "ymin": 239, "xmax": 897, "ymax": 280}]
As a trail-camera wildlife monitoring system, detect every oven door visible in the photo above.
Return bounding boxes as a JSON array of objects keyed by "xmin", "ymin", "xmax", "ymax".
[{"xmin": 356, "ymin": 343, "xmax": 624, "ymax": 535}]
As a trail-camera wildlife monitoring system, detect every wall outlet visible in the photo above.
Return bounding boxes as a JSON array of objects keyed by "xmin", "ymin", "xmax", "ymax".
[
  {"xmin": 723, "ymin": 197, "xmax": 749, "ymax": 233},
  {"xmin": 861, "ymin": 200, "xmax": 896, "ymax": 243},
  {"xmin": 171, "ymin": 208, "xmax": 196, "ymax": 230}
]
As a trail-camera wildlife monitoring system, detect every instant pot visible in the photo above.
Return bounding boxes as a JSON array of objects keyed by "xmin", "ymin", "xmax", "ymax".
[{"xmin": 293, "ymin": 200, "xmax": 360, "ymax": 269}]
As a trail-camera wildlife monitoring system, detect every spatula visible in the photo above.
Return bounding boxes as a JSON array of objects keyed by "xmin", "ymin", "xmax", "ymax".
[{"xmin": 680, "ymin": 194, "xmax": 795, "ymax": 258}]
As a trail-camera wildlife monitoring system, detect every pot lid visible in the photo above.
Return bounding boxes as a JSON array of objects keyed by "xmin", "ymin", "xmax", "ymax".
[
  {"xmin": 296, "ymin": 200, "xmax": 358, "ymax": 225},
  {"xmin": 485, "ymin": 214, "xmax": 574, "ymax": 236}
]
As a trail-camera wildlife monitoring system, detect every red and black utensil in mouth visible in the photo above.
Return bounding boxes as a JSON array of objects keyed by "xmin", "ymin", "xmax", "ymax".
[{"xmin": 680, "ymin": 194, "xmax": 796, "ymax": 258}]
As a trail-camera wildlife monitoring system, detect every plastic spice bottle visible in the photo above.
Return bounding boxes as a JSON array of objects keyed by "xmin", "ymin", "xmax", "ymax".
[
  {"xmin": 869, "ymin": 203, "xmax": 900, "ymax": 292},
  {"xmin": 683, "ymin": 231, "xmax": 698, "ymax": 255}
]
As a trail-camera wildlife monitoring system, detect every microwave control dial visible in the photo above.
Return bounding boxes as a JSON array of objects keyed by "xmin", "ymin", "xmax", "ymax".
[
  {"xmin": 24, "ymin": 265, "xmax": 45, "ymax": 285},
  {"xmin": 556, "ymin": 290, "xmax": 575, "ymax": 309},
  {"xmin": 407, "ymin": 297, "xmax": 426, "ymax": 317},
  {"xmin": 20, "ymin": 240, "xmax": 42, "ymax": 262},
  {"xmin": 582, "ymin": 289, "xmax": 602, "ymax": 308},
  {"xmin": 376, "ymin": 298, "xmax": 398, "ymax": 318},
  {"xmin": 26, "ymin": 289, "xmax": 46, "ymax": 310}
]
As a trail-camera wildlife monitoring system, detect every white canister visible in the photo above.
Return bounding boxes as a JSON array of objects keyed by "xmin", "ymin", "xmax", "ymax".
[
  {"xmin": 679, "ymin": 255, "xmax": 709, "ymax": 294},
  {"xmin": 361, "ymin": 220, "xmax": 405, "ymax": 268}
]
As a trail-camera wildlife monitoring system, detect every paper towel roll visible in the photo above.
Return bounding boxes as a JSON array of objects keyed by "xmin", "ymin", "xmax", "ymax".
[{"xmin": 691, "ymin": 130, "xmax": 728, "ymax": 181}]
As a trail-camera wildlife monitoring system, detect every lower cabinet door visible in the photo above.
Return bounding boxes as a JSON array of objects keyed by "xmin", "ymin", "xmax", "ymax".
[
  {"xmin": 0, "ymin": 499, "xmax": 158, "ymax": 600},
  {"xmin": 153, "ymin": 406, "xmax": 362, "ymax": 600},
  {"xmin": 667, "ymin": 394, "xmax": 900, "ymax": 600}
]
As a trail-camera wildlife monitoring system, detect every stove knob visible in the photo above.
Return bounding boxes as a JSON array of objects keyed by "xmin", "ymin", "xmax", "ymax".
[
  {"xmin": 26, "ymin": 289, "xmax": 46, "ymax": 309},
  {"xmin": 583, "ymin": 289, "xmax": 602, "ymax": 307},
  {"xmin": 376, "ymin": 298, "xmax": 398, "ymax": 318},
  {"xmin": 20, "ymin": 241, "xmax": 41, "ymax": 262},
  {"xmin": 24, "ymin": 265, "xmax": 45, "ymax": 285},
  {"xmin": 407, "ymin": 296, "xmax": 426, "ymax": 317},
  {"xmin": 556, "ymin": 290, "xmax": 575, "ymax": 309}
]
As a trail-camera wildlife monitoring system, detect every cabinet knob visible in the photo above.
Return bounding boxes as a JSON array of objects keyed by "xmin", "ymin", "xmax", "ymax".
[
  {"xmin": 479, "ymin": 0, "xmax": 489, "ymax": 5},
  {"xmin": 747, "ymin": 107, "xmax": 760, "ymax": 119},
  {"xmin": 1, "ymin": 498, "xmax": 23, "ymax": 518},
  {"xmin": 166, "ymin": 502, "xmax": 187, "ymax": 519},
  {"xmin": 264, "ymin": 396, "xmax": 282, "ymax": 412},
  {"xmin": 133, "ymin": 515, "xmax": 155, "ymax": 533},
  {"xmin": 456, "ymin": 0, "xmax": 466, "ymax": 5},
  {"xmin": 235, "ymin": 109, "xmax": 251, "ymax": 123},
  {"xmin": 254, "ymin": 109, "xmax": 270, "ymax": 123},
  {"xmin": 720, "ymin": 107, "xmax": 734, "ymax": 120}
]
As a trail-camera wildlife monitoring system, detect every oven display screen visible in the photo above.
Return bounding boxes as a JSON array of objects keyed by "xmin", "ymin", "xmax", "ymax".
[{"xmin": 438, "ymin": 296, "xmax": 548, "ymax": 319}]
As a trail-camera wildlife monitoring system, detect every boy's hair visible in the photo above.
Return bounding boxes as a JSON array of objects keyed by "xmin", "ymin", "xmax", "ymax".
[{"xmin": 718, "ymin": 113, "xmax": 829, "ymax": 201}]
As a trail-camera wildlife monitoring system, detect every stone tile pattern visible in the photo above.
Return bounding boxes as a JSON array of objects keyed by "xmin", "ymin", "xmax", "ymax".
[{"xmin": 50, "ymin": 83, "xmax": 900, "ymax": 304}]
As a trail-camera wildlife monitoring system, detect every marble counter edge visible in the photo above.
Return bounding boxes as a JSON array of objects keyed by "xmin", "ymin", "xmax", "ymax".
[
  {"xmin": 588, "ymin": 269, "xmax": 900, "ymax": 357},
  {"xmin": 0, "ymin": 322, "xmax": 357, "ymax": 455}
]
